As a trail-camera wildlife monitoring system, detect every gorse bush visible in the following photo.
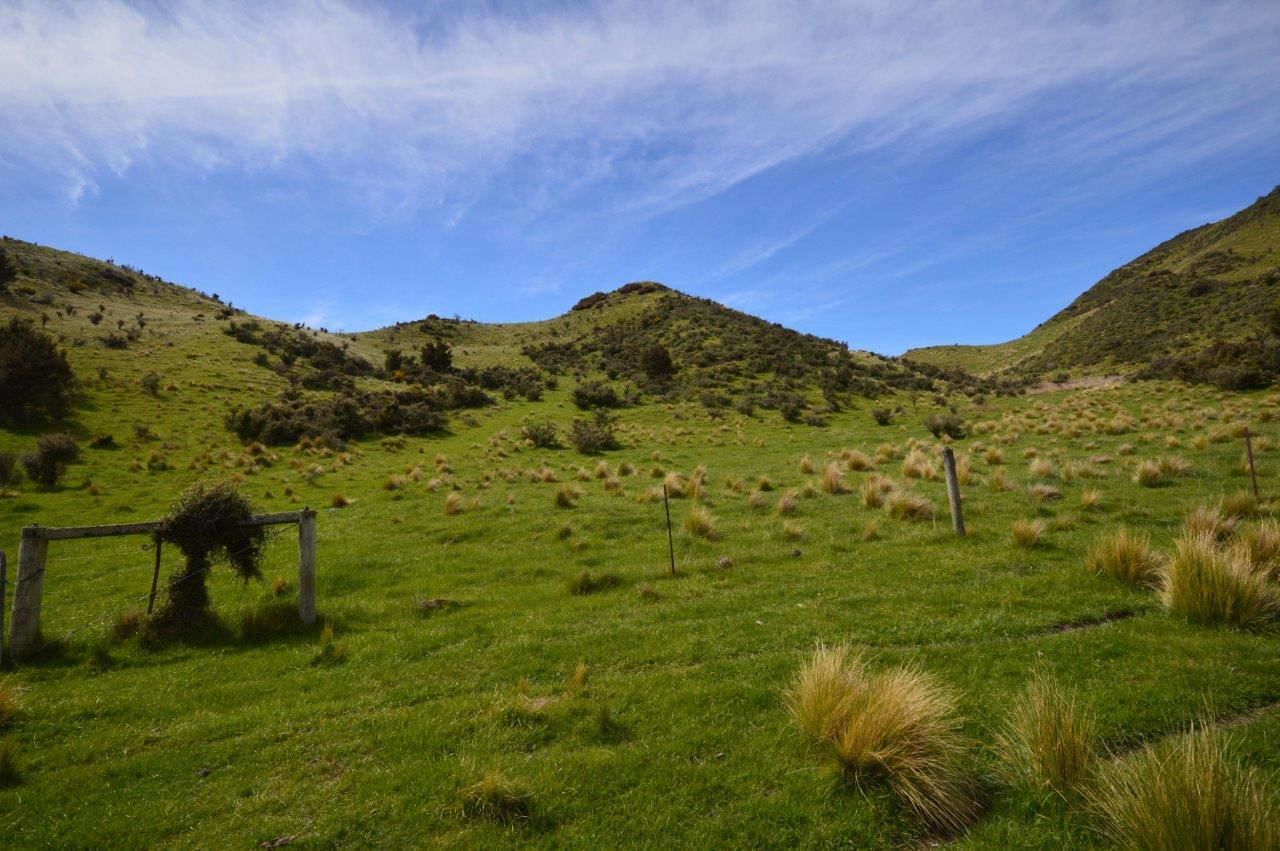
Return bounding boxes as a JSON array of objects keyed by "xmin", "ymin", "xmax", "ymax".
[
  {"xmin": 521, "ymin": 420, "xmax": 559, "ymax": 448},
  {"xmin": 228, "ymin": 387, "xmax": 461, "ymax": 445},
  {"xmin": 0, "ymin": 317, "xmax": 75, "ymax": 424},
  {"xmin": 570, "ymin": 380, "xmax": 622, "ymax": 410},
  {"xmin": 21, "ymin": 433, "xmax": 79, "ymax": 488},
  {"xmin": 924, "ymin": 413, "xmax": 966, "ymax": 439},
  {"xmin": 785, "ymin": 644, "xmax": 978, "ymax": 834},
  {"xmin": 1090, "ymin": 725, "xmax": 1280, "ymax": 850},
  {"xmin": 568, "ymin": 411, "xmax": 619, "ymax": 454},
  {"xmin": 995, "ymin": 674, "xmax": 1097, "ymax": 799},
  {"xmin": 153, "ymin": 480, "xmax": 266, "ymax": 631}
]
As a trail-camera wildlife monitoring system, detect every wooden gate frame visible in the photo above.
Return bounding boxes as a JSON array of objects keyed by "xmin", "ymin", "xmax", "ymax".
[{"xmin": 7, "ymin": 509, "xmax": 316, "ymax": 660}]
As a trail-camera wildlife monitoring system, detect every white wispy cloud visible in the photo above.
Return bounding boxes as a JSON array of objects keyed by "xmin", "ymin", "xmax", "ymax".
[{"xmin": 1, "ymin": 0, "xmax": 1277, "ymax": 215}]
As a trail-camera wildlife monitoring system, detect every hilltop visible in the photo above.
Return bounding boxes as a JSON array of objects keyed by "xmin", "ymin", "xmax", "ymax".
[
  {"xmin": 0, "ymin": 237, "xmax": 1004, "ymax": 450},
  {"xmin": 905, "ymin": 185, "xmax": 1280, "ymax": 388}
]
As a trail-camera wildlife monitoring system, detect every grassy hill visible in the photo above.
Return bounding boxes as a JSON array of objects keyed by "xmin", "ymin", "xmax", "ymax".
[
  {"xmin": 905, "ymin": 185, "xmax": 1280, "ymax": 387},
  {"xmin": 2, "ymin": 235, "xmax": 1280, "ymax": 847}
]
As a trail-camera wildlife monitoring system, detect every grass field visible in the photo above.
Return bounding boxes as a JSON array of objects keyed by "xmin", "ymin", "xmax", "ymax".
[
  {"xmin": 4, "ymin": 370, "xmax": 1280, "ymax": 846},
  {"xmin": 2, "ymin": 240, "xmax": 1280, "ymax": 847}
]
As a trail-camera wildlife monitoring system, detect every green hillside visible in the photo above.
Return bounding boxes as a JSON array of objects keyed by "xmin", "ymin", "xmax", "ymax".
[
  {"xmin": 3, "ymin": 234, "xmax": 1280, "ymax": 848},
  {"xmin": 906, "ymin": 185, "xmax": 1280, "ymax": 387}
]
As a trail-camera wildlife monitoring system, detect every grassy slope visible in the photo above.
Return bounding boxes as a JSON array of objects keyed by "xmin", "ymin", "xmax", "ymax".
[
  {"xmin": 1, "ymin": 241, "xmax": 1279, "ymax": 847},
  {"xmin": 905, "ymin": 185, "xmax": 1280, "ymax": 376}
]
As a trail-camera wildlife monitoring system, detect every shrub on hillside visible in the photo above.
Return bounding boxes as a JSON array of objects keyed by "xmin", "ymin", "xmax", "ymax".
[
  {"xmin": 0, "ymin": 318, "xmax": 75, "ymax": 424},
  {"xmin": 571, "ymin": 380, "xmax": 622, "ymax": 410},
  {"xmin": 0, "ymin": 451, "xmax": 20, "ymax": 493},
  {"xmin": 924, "ymin": 413, "xmax": 966, "ymax": 439},
  {"xmin": 568, "ymin": 411, "xmax": 619, "ymax": 454},
  {"xmin": 227, "ymin": 387, "xmax": 462, "ymax": 445},
  {"xmin": 521, "ymin": 421, "xmax": 559, "ymax": 448},
  {"xmin": 21, "ymin": 434, "xmax": 79, "ymax": 488},
  {"xmin": 153, "ymin": 480, "xmax": 266, "ymax": 631}
]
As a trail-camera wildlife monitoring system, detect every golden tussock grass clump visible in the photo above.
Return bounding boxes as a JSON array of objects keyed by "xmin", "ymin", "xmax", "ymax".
[
  {"xmin": 875, "ymin": 443, "xmax": 903, "ymax": 464},
  {"xmin": 800, "ymin": 481, "xmax": 819, "ymax": 499},
  {"xmin": 1089, "ymin": 725, "xmax": 1279, "ymax": 851},
  {"xmin": 1028, "ymin": 458, "xmax": 1058, "ymax": 479},
  {"xmin": 443, "ymin": 492, "xmax": 464, "ymax": 515},
  {"xmin": 593, "ymin": 461, "xmax": 611, "ymax": 479},
  {"xmin": 663, "ymin": 472, "xmax": 686, "ymax": 498},
  {"xmin": 723, "ymin": 476, "xmax": 744, "ymax": 493},
  {"xmin": 755, "ymin": 475, "xmax": 774, "ymax": 492},
  {"xmin": 1220, "ymin": 491, "xmax": 1260, "ymax": 520},
  {"xmin": 988, "ymin": 470, "xmax": 1014, "ymax": 492},
  {"xmin": 1157, "ymin": 455, "xmax": 1193, "ymax": 478},
  {"xmin": 984, "ymin": 447, "xmax": 1005, "ymax": 466},
  {"xmin": 860, "ymin": 475, "xmax": 894, "ymax": 509},
  {"xmin": 782, "ymin": 520, "xmax": 804, "ymax": 541},
  {"xmin": 820, "ymin": 462, "xmax": 849, "ymax": 494},
  {"xmin": 1062, "ymin": 461, "xmax": 1104, "ymax": 482},
  {"xmin": 1132, "ymin": 460, "xmax": 1165, "ymax": 487},
  {"xmin": 777, "ymin": 491, "xmax": 799, "ymax": 515},
  {"xmin": 459, "ymin": 769, "xmax": 533, "ymax": 823},
  {"xmin": 902, "ymin": 449, "xmax": 939, "ymax": 481},
  {"xmin": 1086, "ymin": 527, "xmax": 1161, "ymax": 586},
  {"xmin": 1028, "ymin": 483, "xmax": 1062, "ymax": 504},
  {"xmin": 330, "ymin": 493, "xmax": 351, "ymax": 509},
  {"xmin": 1191, "ymin": 434, "xmax": 1209, "ymax": 450},
  {"xmin": 747, "ymin": 490, "xmax": 767, "ymax": 509},
  {"xmin": 860, "ymin": 520, "xmax": 880, "ymax": 542},
  {"xmin": 1080, "ymin": 488, "xmax": 1102, "ymax": 511},
  {"xmin": 1117, "ymin": 442, "xmax": 1136, "ymax": 456},
  {"xmin": 784, "ymin": 645, "xmax": 978, "ymax": 834},
  {"xmin": 382, "ymin": 474, "xmax": 406, "ymax": 492},
  {"xmin": 995, "ymin": 674, "xmax": 1097, "ymax": 799},
  {"xmin": 1158, "ymin": 533, "xmax": 1278, "ymax": 630},
  {"xmin": 683, "ymin": 506, "xmax": 718, "ymax": 540},
  {"xmin": 799, "ymin": 455, "xmax": 817, "ymax": 474},
  {"xmin": 1182, "ymin": 504, "xmax": 1237, "ymax": 542},
  {"xmin": 635, "ymin": 486, "xmax": 662, "ymax": 504},
  {"xmin": 1011, "ymin": 518, "xmax": 1046, "ymax": 549},
  {"xmin": 617, "ymin": 461, "xmax": 635, "ymax": 477},
  {"xmin": 555, "ymin": 485, "xmax": 581, "ymax": 509},
  {"xmin": 603, "ymin": 475, "xmax": 622, "ymax": 493},
  {"xmin": 887, "ymin": 491, "xmax": 934, "ymax": 522},
  {"xmin": 1238, "ymin": 521, "xmax": 1280, "ymax": 577},
  {"xmin": 842, "ymin": 449, "xmax": 874, "ymax": 471}
]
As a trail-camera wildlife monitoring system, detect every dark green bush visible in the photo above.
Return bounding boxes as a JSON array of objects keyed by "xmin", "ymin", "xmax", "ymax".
[
  {"xmin": 571, "ymin": 380, "xmax": 623, "ymax": 410},
  {"xmin": 153, "ymin": 480, "xmax": 266, "ymax": 631},
  {"xmin": 568, "ymin": 411, "xmax": 619, "ymax": 454},
  {"xmin": 0, "ymin": 318, "xmax": 75, "ymax": 423},
  {"xmin": 21, "ymin": 434, "xmax": 79, "ymax": 488},
  {"xmin": 925, "ymin": 413, "xmax": 967, "ymax": 439},
  {"xmin": 521, "ymin": 421, "xmax": 559, "ymax": 448},
  {"xmin": 871, "ymin": 408, "xmax": 895, "ymax": 426}
]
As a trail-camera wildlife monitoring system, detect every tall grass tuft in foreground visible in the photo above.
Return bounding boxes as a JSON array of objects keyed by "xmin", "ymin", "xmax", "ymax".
[
  {"xmin": 1158, "ymin": 533, "xmax": 1278, "ymax": 630},
  {"xmin": 1086, "ymin": 527, "xmax": 1162, "ymax": 587},
  {"xmin": 1089, "ymin": 725, "xmax": 1279, "ymax": 850},
  {"xmin": 1239, "ymin": 521, "xmax": 1280, "ymax": 577},
  {"xmin": 820, "ymin": 462, "xmax": 849, "ymax": 494},
  {"xmin": 995, "ymin": 674, "xmax": 1096, "ymax": 799},
  {"xmin": 459, "ymin": 769, "xmax": 533, "ymax": 822},
  {"xmin": 1011, "ymin": 518, "xmax": 1046, "ymax": 549},
  {"xmin": 785, "ymin": 644, "xmax": 978, "ymax": 834},
  {"xmin": 683, "ymin": 505, "xmax": 718, "ymax": 540}
]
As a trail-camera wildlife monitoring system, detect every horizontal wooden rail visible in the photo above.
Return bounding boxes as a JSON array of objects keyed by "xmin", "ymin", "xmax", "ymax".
[
  {"xmin": 22, "ymin": 511, "xmax": 307, "ymax": 541},
  {"xmin": 9, "ymin": 509, "xmax": 316, "ymax": 659}
]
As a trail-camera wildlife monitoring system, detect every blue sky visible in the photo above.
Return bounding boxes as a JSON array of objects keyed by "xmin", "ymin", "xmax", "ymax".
[{"xmin": 2, "ymin": 1, "xmax": 1278, "ymax": 354}]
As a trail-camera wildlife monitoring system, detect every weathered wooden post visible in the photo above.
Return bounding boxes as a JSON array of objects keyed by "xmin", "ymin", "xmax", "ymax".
[
  {"xmin": 146, "ymin": 534, "xmax": 163, "ymax": 615},
  {"xmin": 1244, "ymin": 428, "xmax": 1260, "ymax": 501},
  {"xmin": 662, "ymin": 484, "xmax": 676, "ymax": 575},
  {"xmin": 941, "ymin": 447, "xmax": 966, "ymax": 537},
  {"xmin": 297, "ymin": 508, "xmax": 316, "ymax": 625},
  {"xmin": 0, "ymin": 550, "xmax": 7, "ymax": 664},
  {"xmin": 10, "ymin": 525, "xmax": 48, "ymax": 659}
]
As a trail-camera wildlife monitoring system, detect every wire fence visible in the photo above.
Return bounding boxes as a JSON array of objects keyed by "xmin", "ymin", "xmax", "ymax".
[{"xmin": 30, "ymin": 522, "xmax": 299, "ymax": 653}]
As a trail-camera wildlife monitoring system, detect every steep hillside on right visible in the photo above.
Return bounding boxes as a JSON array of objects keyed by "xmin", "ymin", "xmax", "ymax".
[{"xmin": 906, "ymin": 185, "xmax": 1280, "ymax": 388}]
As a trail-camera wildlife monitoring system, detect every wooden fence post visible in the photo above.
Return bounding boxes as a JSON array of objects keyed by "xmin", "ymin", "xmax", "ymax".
[
  {"xmin": 1244, "ymin": 428, "xmax": 1260, "ymax": 501},
  {"xmin": 941, "ymin": 447, "xmax": 966, "ymax": 537},
  {"xmin": 0, "ymin": 550, "xmax": 7, "ymax": 664},
  {"xmin": 10, "ymin": 526, "xmax": 48, "ymax": 659},
  {"xmin": 297, "ymin": 508, "xmax": 316, "ymax": 625}
]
